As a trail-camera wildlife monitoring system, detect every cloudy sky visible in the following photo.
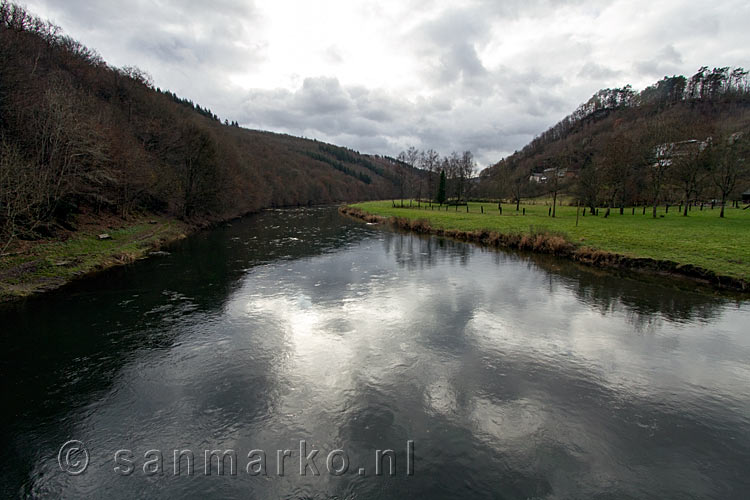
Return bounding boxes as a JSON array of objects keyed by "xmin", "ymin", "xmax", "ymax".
[{"xmin": 24, "ymin": 0, "xmax": 750, "ymax": 167}]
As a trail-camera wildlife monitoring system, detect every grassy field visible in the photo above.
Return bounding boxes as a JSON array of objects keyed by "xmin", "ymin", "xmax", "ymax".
[
  {"xmin": 0, "ymin": 217, "xmax": 188, "ymax": 301},
  {"xmin": 351, "ymin": 200, "xmax": 750, "ymax": 281}
]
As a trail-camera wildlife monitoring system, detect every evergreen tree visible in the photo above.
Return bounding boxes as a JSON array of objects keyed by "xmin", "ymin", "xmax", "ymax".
[{"xmin": 436, "ymin": 170, "xmax": 447, "ymax": 204}]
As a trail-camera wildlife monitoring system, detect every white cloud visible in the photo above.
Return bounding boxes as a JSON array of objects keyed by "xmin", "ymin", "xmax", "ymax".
[{"xmin": 23, "ymin": 0, "xmax": 750, "ymax": 167}]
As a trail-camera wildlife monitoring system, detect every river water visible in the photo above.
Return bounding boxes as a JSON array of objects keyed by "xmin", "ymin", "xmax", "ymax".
[{"xmin": 2, "ymin": 206, "xmax": 750, "ymax": 499}]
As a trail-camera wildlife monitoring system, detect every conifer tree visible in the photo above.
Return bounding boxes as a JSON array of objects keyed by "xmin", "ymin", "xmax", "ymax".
[{"xmin": 436, "ymin": 170, "xmax": 447, "ymax": 204}]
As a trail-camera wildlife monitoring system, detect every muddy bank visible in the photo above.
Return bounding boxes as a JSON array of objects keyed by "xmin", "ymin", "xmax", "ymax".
[{"xmin": 340, "ymin": 205, "xmax": 749, "ymax": 293}]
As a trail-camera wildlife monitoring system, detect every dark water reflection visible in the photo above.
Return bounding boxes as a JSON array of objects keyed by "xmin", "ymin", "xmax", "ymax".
[{"xmin": 1, "ymin": 206, "xmax": 749, "ymax": 499}]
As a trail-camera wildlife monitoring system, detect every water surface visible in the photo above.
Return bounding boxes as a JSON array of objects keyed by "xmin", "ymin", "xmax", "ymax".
[{"xmin": 2, "ymin": 206, "xmax": 749, "ymax": 499}]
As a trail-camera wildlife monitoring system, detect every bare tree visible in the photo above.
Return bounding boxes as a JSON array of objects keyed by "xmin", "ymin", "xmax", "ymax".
[
  {"xmin": 163, "ymin": 121, "xmax": 220, "ymax": 217},
  {"xmin": 670, "ymin": 140, "xmax": 710, "ymax": 216},
  {"xmin": 117, "ymin": 65, "xmax": 154, "ymax": 123},
  {"xmin": 457, "ymin": 150, "xmax": 475, "ymax": 203},
  {"xmin": 644, "ymin": 117, "xmax": 678, "ymax": 218},
  {"xmin": 577, "ymin": 155, "xmax": 601, "ymax": 214},
  {"xmin": 601, "ymin": 133, "xmax": 638, "ymax": 213},
  {"xmin": 0, "ymin": 139, "xmax": 39, "ymax": 250},
  {"xmin": 489, "ymin": 160, "xmax": 510, "ymax": 204},
  {"xmin": 510, "ymin": 166, "xmax": 529, "ymax": 212},
  {"xmin": 546, "ymin": 151, "xmax": 572, "ymax": 217},
  {"xmin": 421, "ymin": 148, "xmax": 440, "ymax": 203},
  {"xmin": 444, "ymin": 152, "xmax": 460, "ymax": 204},
  {"xmin": 396, "ymin": 146, "xmax": 420, "ymax": 206},
  {"xmin": 710, "ymin": 132, "xmax": 748, "ymax": 218}
]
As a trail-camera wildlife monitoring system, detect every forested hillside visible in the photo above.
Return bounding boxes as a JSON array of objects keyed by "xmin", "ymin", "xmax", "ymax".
[
  {"xmin": 479, "ymin": 68, "xmax": 750, "ymax": 216},
  {"xmin": 0, "ymin": 2, "xmax": 419, "ymax": 248}
]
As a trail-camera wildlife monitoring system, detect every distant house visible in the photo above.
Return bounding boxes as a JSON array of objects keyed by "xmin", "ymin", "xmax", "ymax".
[
  {"xmin": 530, "ymin": 167, "xmax": 568, "ymax": 183},
  {"xmin": 653, "ymin": 138, "xmax": 710, "ymax": 167},
  {"xmin": 543, "ymin": 167, "xmax": 567, "ymax": 178},
  {"xmin": 530, "ymin": 172, "xmax": 546, "ymax": 183}
]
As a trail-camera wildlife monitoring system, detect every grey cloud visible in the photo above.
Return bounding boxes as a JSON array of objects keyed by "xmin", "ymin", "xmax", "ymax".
[
  {"xmin": 324, "ymin": 46, "xmax": 344, "ymax": 64},
  {"xmin": 634, "ymin": 45, "xmax": 684, "ymax": 79},
  {"xmin": 421, "ymin": 6, "xmax": 492, "ymax": 46},
  {"xmin": 28, "ymin": 0, "xmax": 266, "ymax": 92},
  {"xmin": 410, "ymin": 6, "xmax": 492, "ymax": 85},
  {"xmin": 578, "ymin": 62, "xmax": 622, "ymax": 81},
  {"xmin": 477, "ymin": 0, "xmax": 588, "ymax": 20},
  {"xmin": 243, "ymin": 78, "xmax": 387, "ymax": 131},
  {"xmin": 296, "ymin": 78, "xmax": 352, "ymax": 114},
  {"xmin": 437, "ymin": 43, "xmax": 488, "ymax": 83},
  {"xmin": 238, "ymin": 69, "xmax": 565, "ymax": 166}
]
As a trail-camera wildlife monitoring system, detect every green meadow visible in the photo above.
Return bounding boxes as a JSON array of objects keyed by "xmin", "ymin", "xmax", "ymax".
[
  {"xmin": 351, "ymin": 200, "xmax": 750, "ymax": 281},
  {"xmin": 0, "ymin": 218, "xmax": 188, "ymax": 301}
]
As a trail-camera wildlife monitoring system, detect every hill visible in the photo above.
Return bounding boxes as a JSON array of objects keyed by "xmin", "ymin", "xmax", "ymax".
[
  {"xmin": 478, "ymin": 68, "xmax": 750, "ymax": 215},
  {"xmin": 0, "ymin": 1, "xmax": 419, "ymax": 249}
]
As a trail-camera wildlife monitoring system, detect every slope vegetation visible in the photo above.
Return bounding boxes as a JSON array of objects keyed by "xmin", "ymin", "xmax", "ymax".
[{"xmin": 0, "ymin": 2, "xmax": 418, "ymax": 249}]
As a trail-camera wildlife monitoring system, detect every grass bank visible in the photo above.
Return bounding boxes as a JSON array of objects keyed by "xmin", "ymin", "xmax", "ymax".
[
  {"xmin": 0, "ymin": 215, "xmax": 189, "ymax": 302},
  {"xmin": 345, "ymin": 200, "xmax": 750, "ymax": 291}
]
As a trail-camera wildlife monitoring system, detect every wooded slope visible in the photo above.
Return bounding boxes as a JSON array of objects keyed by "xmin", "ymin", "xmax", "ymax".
[
  {"xmin": 479, "ymin": 69, "xmax": 750, "ymax": 212},
  {"xmin": 0, "ymin": 2, "xmax": 418, "ymax": 245}
]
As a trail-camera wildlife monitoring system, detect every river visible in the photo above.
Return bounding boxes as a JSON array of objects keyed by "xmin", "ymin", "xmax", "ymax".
[{"xmin": 2, "ymin": 206, "xmax": 749, "ymax": 499}]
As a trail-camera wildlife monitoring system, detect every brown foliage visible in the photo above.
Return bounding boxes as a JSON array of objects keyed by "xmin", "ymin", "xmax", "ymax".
[{"xmin": 0, "ymin": 2, "xmax": 416, "ymax": 243}]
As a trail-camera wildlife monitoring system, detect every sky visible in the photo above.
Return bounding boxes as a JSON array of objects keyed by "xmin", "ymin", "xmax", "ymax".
[{"xmin": 23, "ymin": 0, "xmax": 750, "ymax": 168}]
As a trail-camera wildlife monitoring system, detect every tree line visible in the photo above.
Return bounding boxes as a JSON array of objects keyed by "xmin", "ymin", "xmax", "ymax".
[{"xmin": 394, "ymin": 148, "xmax": 476, "ymax": 206}]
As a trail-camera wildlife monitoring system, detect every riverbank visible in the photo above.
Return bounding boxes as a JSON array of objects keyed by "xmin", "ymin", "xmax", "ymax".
[
  {"xmin": 0, "ymin": 214, "xmax": 190, "ymax": 302},
  {"xmin": 342, "ymin": 202, "xmax": 750, "ymax": 292}
]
